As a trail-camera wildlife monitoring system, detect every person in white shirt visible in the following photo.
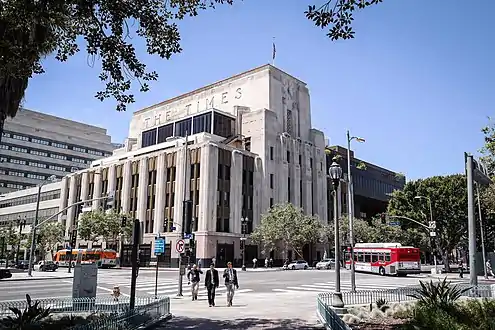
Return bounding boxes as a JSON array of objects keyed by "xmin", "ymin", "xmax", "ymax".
[{"xmin": 223, "ymin": 261, "xmax": 239, "ymax": 307}]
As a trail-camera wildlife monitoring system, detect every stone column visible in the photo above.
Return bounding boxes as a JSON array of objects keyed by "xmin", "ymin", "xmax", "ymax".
[
  {"xmin": 173, "ymin": 144, "xmax": 190, "ymax": 228},
  {"xmin": 278, "ymin": 135, "xmax": 289, "ymax": 203},
  {"xmin": 154, "ymin": 153, "xmax": 167, "ymax": 234},
  {"xmin": 80, "ymin": 172, "xmax": 89, "ymax": 202},
  {"xmin": 121, "ymin": 161, "xmax": 132, "ymax": 213},
  {"xmin": 229, "ymin": 150, "xmax": 243, "ymax": 234},
  {"xmin": 107, "ymin": 165, "xmax": 116, "ymax": 194},
  {"xmin": 198, "ymin": 144, "xmax": 218, "ymax": 232},
  {"xmin": 65, "ymin": 175, "xmax": 77, "ymax": 235},
  {"xmin": 57, "ymin": 177, "xmax": 68, "ymax": 223},
  {"xmin": 253, "ymin": 157, "xmax": 263, "ymax": 228},
  {"xmin": 92, "ymin": 168, "xmax": 102, "ymax": 209},
  {"xmin": 136, "ymin": 157, "xmax": 149, "ymax": 228}
]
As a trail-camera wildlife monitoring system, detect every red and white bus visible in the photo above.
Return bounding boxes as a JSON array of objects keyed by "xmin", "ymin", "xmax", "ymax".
[
  {"xmin": 345, "ymin": 243, "xmax": 421, "ymax": 276},
  {"xmin": 53, "ymin": 248, "xmax": 117, "ymax": 268}
]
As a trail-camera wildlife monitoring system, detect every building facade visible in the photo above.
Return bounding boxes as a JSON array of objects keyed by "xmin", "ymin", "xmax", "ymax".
[
  {"xmin": 0, "ymin": 109, "xmax": 115, "ymax": 193},
  {"xmin": 325, "ymin": 145, "xmax": 406, "ymax": 222},
  {"xmin": 0, "ymin": 65, "xmax": 329, "ymax": 267}
]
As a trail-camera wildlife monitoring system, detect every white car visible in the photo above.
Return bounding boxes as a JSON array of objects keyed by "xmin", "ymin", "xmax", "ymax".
[
  {"xmin": 315, "ymin": 258, "xmax": 335, "ymax": 270},
  {"xmin": 285, "ymin": 260, "xmax": 309, "ymax": 270}
]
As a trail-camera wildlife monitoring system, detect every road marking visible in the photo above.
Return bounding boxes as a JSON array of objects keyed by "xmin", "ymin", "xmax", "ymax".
[{"xmin": 97, "ymin": 286, "xmax": 130, "ymax": 297}]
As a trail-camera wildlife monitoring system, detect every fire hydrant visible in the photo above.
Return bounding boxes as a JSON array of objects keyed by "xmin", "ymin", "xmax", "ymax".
[{"xmin": 112, "ymin": 285, "xmax": 121, "ymax": 302}]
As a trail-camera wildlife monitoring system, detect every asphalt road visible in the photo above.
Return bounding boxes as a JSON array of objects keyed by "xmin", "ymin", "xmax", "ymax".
[{"xmin": 0, "ymin": 268, "xmax": 480, "ymax": 302}]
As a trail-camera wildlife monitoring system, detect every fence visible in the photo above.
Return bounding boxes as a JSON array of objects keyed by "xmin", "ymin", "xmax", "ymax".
[
  {"xmin": 316, "ymin": 294, "xmax": 351, "ymax": 330},
  {"xmin": 0, "ymin": 296, "xmax": 171, "ymax": 329}
]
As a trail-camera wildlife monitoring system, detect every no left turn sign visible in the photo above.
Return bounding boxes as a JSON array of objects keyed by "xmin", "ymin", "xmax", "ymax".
[{"xmin": 176, "ymin": 239, "xmax": 185, "ymax": 253}]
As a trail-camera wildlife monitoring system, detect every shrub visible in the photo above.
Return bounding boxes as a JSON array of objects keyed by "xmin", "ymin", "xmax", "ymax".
[
  {"xmin": 405, "ymin": 306, "xmax": 469, "ymax": 330},
  {"xmin": 408, "ymin": 278, "xmax": 470, "ymax": 311},
  {"xmin": 0, "ymin": 294, "xmax": 51, "ymax": 329}
]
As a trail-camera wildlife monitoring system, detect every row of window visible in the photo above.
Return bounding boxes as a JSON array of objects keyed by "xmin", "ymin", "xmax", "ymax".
[
  {"xmin": 345, "ymin": 252, "xmax": 392, "ymax": 263},
  {"xmin": 0, "ymin": 191, "xmax": 61, "ymax": 209},
  {"xmin": 0, "ymin": 168, "xmax": 61, "ymax": 181},
  {"xmin": 353, "ymin": 174, "xmax": 401, "ymax": 198},
  {"xmin": 2, "ymin": 131, "xmax": 111, "ymax": 157},
  {"xmin": 0, "ymin": 143, "xmax": 93, "ymax": 167},
  {"xmin": 0, "ymin": 207, "xmax": 59, "ymax": 226},
  {"xmin": 0, "ymin": 182, "xmax": 26, "ymax": 190}
]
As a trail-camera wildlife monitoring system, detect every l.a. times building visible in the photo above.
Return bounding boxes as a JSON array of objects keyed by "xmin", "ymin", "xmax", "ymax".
[{"xmin": 0, "ymin": 64, "xmax": 329, "ymax": 267}]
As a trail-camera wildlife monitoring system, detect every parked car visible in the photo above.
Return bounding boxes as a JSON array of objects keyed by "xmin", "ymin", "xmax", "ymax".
[
  {"xmin": 0, "ymin": 269, "xmax": 12, "ymax": 279},
  {"xmin": 15, "ymin": 260, "xmax": 30, "ymax": 270},
  {"xmin": 35, "ymin": 261, "xmax": 58, "ymax": 272},
  {"xmin": 285, "ymin": 260, "xmax": 309, "ymax": 270},
  {"xmin": 315, "ymin": 258, "xmax": 335, "ymax": 270}
]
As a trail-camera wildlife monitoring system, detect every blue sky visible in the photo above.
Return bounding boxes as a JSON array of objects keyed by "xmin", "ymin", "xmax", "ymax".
[{"xmin": 23, "ymin": 0, "xmax": 495, "ymax": 180}]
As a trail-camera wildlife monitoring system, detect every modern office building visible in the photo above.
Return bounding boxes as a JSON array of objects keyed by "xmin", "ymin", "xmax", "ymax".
[
  {"xmin": 0, "ymin": 109, "xmax": 115, "ymax": 193},
  {"xmin": 325, "ymin": 145, "xmax": 406, "ymax": 222},
  {"xmin": 0, "ymin": 64, "xmax": 330, "ymax": 267}
]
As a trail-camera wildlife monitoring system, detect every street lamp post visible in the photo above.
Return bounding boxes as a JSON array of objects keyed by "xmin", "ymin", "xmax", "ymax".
[
  {"xmin": 27, "ymin": 175, "xmax": 57, "ymax": 277},
  {"xmin": 346, "ymin": 130, "xmax": 365, "ymax": 293},
  {"xmin": 329, "ymin": 158, "xmax": 344, "ymax": 309},
  {"xmin": 415, "ymin": 195, "xmax": 438, "ymax": 274},
  {"xmin": 241, "ymin": 217, "xmax": 248, "ymax": 271}
]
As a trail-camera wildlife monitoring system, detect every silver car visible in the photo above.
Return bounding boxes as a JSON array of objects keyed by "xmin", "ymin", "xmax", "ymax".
[{"xmin": 315, "ymin": 258, "xmax": 335, "ymax": 270}]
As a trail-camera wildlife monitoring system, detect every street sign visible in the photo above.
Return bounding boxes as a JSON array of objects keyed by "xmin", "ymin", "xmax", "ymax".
[
  {"xmin": 171, "ymin": 226, "xmax": 176, "ymax": 231},
  {"xmin": 176, "ymin": 239, "xmax": 185, "ymax": 253},
  {"xmin": 184, "ymin": 233, "xmax": 193, "ymax": 239},
  {"xmin": 429, "ymin": 221, "xmax": 436, "ymax": 230},
  {"xmin": 154, "ymin": 238, "xmax": 165, "ymax": 255},
  {"xmin": 389, "ymin": 221, "xmax": 401, "ymax": 226},
  {"xmin": 430, "ymin": 231, "xmax": 436, "ymax": 237}
]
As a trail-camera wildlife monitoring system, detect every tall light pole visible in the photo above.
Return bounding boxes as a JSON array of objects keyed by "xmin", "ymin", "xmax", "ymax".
[
  {"xmin": 414, "ymin": 195, "xmax": 438, "ymax": 274},
  {"xmin": 241, "ymin": 217, "xmax": 248, "ymax": 271},
  {"xmin": 27, "ymin": 175, "xmax": 57, "ymax": 277},
  {"xmin": 346, "ymin": 130, "xmax": 365, "ymax": 293},
  {"xmin": 329, "ymin": 158, "xmax": 344, "ymax": 309}
]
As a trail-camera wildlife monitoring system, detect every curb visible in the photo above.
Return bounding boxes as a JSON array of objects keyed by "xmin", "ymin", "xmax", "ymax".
[
  {"xmin": 142, "ymin": 313, "xmax": 173, "ymax": 329},
  {"xmin": 3, "ymin": 276, "xmax": 74, "ymax": 282}
]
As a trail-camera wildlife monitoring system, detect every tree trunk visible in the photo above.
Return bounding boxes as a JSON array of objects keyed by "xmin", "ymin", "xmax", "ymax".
[{"xmin": 441, "ymin": 252, "xmax": 451, "ymax": 272}]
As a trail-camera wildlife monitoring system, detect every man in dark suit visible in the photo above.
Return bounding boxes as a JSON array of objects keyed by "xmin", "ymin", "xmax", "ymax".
[
  {"xmin": 204, "ymin": 263, "xmax": 219, "ymax": 307},
  {"xmin": 223, "ymin": 261, "xmax": 239, "ymax": 307}
]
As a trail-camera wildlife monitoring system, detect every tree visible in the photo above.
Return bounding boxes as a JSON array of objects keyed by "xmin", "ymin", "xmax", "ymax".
[
  {"xmin": 387, "ymin": 175, "xmax": 468, "ymax": 271},
  {"xmin": 37, "ymin": 222, "xmax": 64, "ymax": 260},
  {"xmin": 0, "ymin": 226, "xmax": 19, "ymax": 258},
  {"xmin": 0, "ymin": 0, "xmax": 381, "ymax": 138},
  {"xmin": 78, "ymin": 210, "xmax": 133, "ymax": 244},
  {"xmin": 251, "ymin": 203, "xmax": 329, "ymax": 259}
]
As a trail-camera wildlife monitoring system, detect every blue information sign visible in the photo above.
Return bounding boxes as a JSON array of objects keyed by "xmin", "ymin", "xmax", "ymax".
[
  {"xmin": 389, "ymin": 221, "xmax": 401, "ymax": 226},
  {"xmin": 154, "ymin": 238, "xmax": 166, "ymax": 255}
]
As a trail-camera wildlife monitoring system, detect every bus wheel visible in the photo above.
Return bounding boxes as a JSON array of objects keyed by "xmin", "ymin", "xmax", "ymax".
[{"xmin": 379, "ymin": 267, "xmax": 386, "ymax": 276}]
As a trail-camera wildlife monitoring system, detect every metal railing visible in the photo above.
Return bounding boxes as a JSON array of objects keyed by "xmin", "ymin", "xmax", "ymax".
[
  {"xmin": 316, "ymin": 294, "xmax": 351, "ymax": 330},
  {"xmin": 0, "ymin": 296, "xmax": 157, "ymax": 317}
]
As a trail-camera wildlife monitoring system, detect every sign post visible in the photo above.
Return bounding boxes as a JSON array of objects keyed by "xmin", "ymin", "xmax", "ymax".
[{"xmin": 153, "ymin": 237, "xmax": 165, "ymax": 299}]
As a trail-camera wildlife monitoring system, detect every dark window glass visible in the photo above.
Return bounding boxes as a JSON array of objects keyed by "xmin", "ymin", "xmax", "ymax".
[
  {"xmin": 175, "ymin": 118, "xmax": 192, "ymax": 137},
  {"xmin": 157, "ymin": 124, "xmax": 174, "ymax": 143},
  {"xmin": 270, "ymin": 146, "xmax": 274, "ymax": 160},
  {"xmin": 270, "ymin": 174, "xmax": 274, "ymax": 188},
  {"xmin": 141, "ymin": 129, "xmax": 157, "ymax": 148},
  {"xmin": 213, "ymin": 112, "xmax": 234, "ymax": 138},
  {"xmin": 193, "ymin": 112, "xmax": 212, "ymax": 134}
]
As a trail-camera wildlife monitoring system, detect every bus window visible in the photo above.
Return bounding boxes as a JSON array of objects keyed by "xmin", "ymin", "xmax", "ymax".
[
  {"xmin": 385, "ymin": 253, "xmax": 391, "ymax": 262},
  {"xmin": 371, "ymin": 254, "xmax": 378, "ymax": 263},
  {"xmin": 354, "ymin": 253, "xmax": 358, "ymax": 262},
  {"xmin": 378, "ymin": 253, "xmax": 384, "ymax": 261},
  {"xmin": 364, "ymin": 254, "xmax": 371, "ymax": 263},
  {"xmin": 358, "ymin": 253, "xmax": 364, "ymax": 262}
]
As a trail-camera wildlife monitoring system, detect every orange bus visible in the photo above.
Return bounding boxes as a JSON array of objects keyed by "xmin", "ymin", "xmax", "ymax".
[{"xmin": 53, "ymin": 248, "xmax": 117, "ymax": 268}]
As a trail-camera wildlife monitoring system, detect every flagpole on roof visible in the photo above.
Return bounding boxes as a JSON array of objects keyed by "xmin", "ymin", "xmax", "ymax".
[{"xmin": 272, "ymin": 37, "xmax": 276, "ymax": 66}]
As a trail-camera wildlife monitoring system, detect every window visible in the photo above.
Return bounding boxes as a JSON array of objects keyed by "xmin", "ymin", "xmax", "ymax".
[
  {"xmin": 12, "ymin": 134, "xmax": 29, "ymax": 141},
  {"xmin": 299, "ymin": 155, "xmax": 302, "ymax": 165},
  {"xmin": 286, "ymin": 109, "xmax": 293, "ymax": 135},
  {"xmin": 270, "ymin": 146, "xmax": 274, "ymax": 160},
  {"xmin": 49, "ymin": 165, "xmax": 66, "ymax": 171},
  {"xmin": 8, "ymin": 171, "xmax": 24, "ymax": 177},
  {"xmin": 72, "ymin": 158, "xmax": 86, "ymax": 164},
  {"xmin": 50, "ymin": 154, "xmax": 67, "ymax": 160},
  {"xmin": 2, "ymin": 132, "xmax": 10, "ymax": 138},
  {"xmin": 270, "ymin": 174, "xmax": 274, "ymax": 189},
  {"xmin": 31, "ymin": 150, "xmax": 48, "ymax": 157},
  {"xmin": 11, "ymin": 146, "xmax": 27, "ymax": 153},
  {"xmin": 310, "ymin": 158, "xmax": 313, "ymax": 168},
  {"xmin": 244, "ymin": 137, "xmax": 251, "ymax": 152},
  {"xmin": 157, "ymin": 124, "xmax": 174, "ymax": 143},
  {"xmin": 32, "ymin": 138, "xmax": 49, "ymax": 145},
  {"xmin": 27, "ymin": 173, "xmax": 45, "ymax": 180},
  {"xmin": 270, "ymin": 198, "xmax": 274, "ymax": 208},
  {"xmin": 0, "ymin": 145, "xmax": 9, "ymax": 150},
  {"xmin": 175, "ymin": 118, "xmax": 192, "ymax": 137},
  {"xmin": 288, "ymin": 177, "xmax": 291, "ymax": 202},
  {"xmin": 87, "ymin": 149, "xmax": 103, "ymax": 156},
  {"xmin": 385, "ymin": 253, "xmax": 391, "ymax": 262},
  {"xmin": 372, "ymin": 254, "xmax": 378, "ymax": 263},
  {"xmin": 287, "ymin": 151, "xmax": 290, "ymax": 163},
  {"xmin": 141, "ymin": 128, "xmax": 157, "ymax": 148},
  {"xmin": 192, "ymin": 112, "xmax": 212, "ymax": 134},
  {"xmin": 10, "ymin": 159, "xmax": 26, "ymax": 165},
  {"xmin": 73, "ymin": 146, "xmax": 86, "ymax": 153},
  {"xmin": 212, "ymin": 112, "xmax": 234, "ymax": 138},
  {"xmin": 52, "ymin": 142, "xmax": 68, "ymax": 149},
  {"xmin": 29, "ymin": 162, "xmax": 46, "ymax": 168}
]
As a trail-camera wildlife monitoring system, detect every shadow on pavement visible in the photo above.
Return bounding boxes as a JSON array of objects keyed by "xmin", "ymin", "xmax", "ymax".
[{"xmin": 156, "ymin": 316, "xmax": 324, "ymax": 329}]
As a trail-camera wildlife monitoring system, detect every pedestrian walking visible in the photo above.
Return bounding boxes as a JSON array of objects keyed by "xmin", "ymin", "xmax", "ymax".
[
  {"xmin": 252, "ymin": 257, "xmax": 257, "ymax": 269},
  {"xmin": 223, "ymin": 261, "xmax": 239, "ymax": 307},
  {"xmin": 458, "ymin": 260, "xmax": 464, "ymax": 278},
  {"xmin": 486, "ymin": 260, "xmax": 494, "ymax": 277},
  {"xmin": 187, "ymin": 264, "xmax": 203, "ymax": 301},
  {"xmin": 269, "ymin": 257, "xmax": 273, "ymax": 268},
  {"xmin": 265, "ymin": 258, "xmax": 269, "ymax": 268},
  {"xmin": 204, "ymin": 263, "xmax": 219, "ymax": 307}
]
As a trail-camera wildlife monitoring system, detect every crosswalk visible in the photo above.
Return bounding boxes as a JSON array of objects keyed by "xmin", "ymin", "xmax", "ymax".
[
  {"xmin": 272, "ymin": 277, "xmax": 467, "ymax": 294},
  {"xmin": 108, "ymin": 278, "xmax": 254, "ymax": 298}
]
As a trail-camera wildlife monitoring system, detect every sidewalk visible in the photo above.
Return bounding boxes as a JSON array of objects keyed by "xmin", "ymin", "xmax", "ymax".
[
  {"xmin": 4, "ymin": 271, "xmax": 73, "ymax": 281},
  {"xmin": 118, "ymin": 267, "xmax": 283, "ymax": 273},
  {"xmin": 426, "ymin": 273, "xmax": 495, "ymax": 283},
  {"xmin": 154, "ymin": 292, "xmax": 323, "ymax": 329}
]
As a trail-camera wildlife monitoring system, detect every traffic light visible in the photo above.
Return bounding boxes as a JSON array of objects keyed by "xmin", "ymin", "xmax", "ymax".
[
  {"xmin": 183, "ymin": 200, "xmax": 193, "ymax": 235},
  {"xmin": 70, "ymin": 229, "xmax": 77, "ymax": 248},
  {"xmin": 121, "ymin": 216, "xmax": 127, "ymax": 227},
  {"xmin": 380, "ymin": 213, "xmax": 387, "ymax": 224}
]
